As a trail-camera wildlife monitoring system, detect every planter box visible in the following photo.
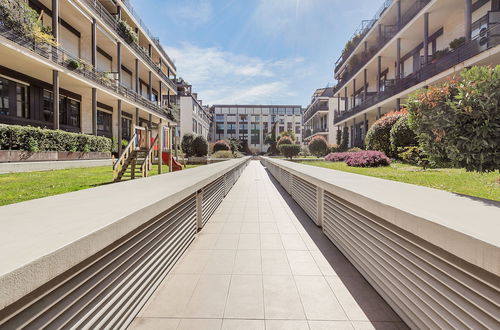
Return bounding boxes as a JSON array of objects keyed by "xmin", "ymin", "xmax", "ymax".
[{"xmin": 0, "ymin": 150, "xmax": 111, "ymax": 163}]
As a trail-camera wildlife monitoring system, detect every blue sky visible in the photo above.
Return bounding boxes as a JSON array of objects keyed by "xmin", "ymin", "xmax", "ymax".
[{"xmin": 131, "ymin": 0, "xmax": 382, "ymax": 106}]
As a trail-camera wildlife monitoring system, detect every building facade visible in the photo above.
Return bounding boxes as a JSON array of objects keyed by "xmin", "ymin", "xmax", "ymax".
[
  {"xmin": 210, "ymin": 105, "xmax": 303, "ymax": 153},
  {"xmin": 0, "ymin": 0, "xmax": 178, "ymax": 151},
  {"xmin": 302, "ymin": 87, "xmax": 339, "ymax": 145},
  {"xmin": 175, "ymin": 79, "xmax": 211, "ymax": 140},
  {"xmin": 332, "ymin": 0, "xmax": 500, "ymax": 147}
]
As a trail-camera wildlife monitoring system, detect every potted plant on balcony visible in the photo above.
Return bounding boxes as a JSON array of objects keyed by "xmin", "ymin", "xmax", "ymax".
[
  {"xmin": 449, "ymin": 37, "xmax": 465, "ymax": 50},
  {"xmin": 432, "ymin": 48, "xmax": 449, "ymax": 62},
  {"xmin": 118, "ymin": 20, "xmax": 138, "ymax": 44},
  {"xmin": 349, "ymin": 54, "xmax": 360, "ymax": 69}
]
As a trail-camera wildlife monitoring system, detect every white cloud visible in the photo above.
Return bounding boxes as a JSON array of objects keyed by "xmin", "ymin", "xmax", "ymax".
[{"xmin": 167, "ymin": 43, "xmax": 305, "ymax": 104}]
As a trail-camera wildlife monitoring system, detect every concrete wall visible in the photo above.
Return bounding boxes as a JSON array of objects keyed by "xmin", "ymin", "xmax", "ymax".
[{"xmin": 262, "ymin": 157, "xmax": 500, "ymax": 329}]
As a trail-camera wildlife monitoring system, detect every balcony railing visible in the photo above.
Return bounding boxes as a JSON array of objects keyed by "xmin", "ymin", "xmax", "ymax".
[
  {"xmin": 303, "ymin": 102, "xmax": 329, "ymax": 124},
  {"xmin": 334, "ymin": 0, "xmax": 393, "ymax": 74},
  {"xmin": 334, "ymin": 0, "xmax": 431, "ymax": 91},
  {"xmin": 81, "ymin": 0, "xmax": 176, "ymax": 91},
  {"xmin": 0, "ymin": 21, "xmax": 172, "ymax": 119},
  {"xmin": 334, "ymin": 24, "xmax": 500, "ymax": 124}
]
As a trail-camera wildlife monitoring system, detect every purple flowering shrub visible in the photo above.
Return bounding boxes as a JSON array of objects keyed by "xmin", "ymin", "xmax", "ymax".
[{"xmin": 325, "ymin": 150, "xmax": 391, "ymax": 167}]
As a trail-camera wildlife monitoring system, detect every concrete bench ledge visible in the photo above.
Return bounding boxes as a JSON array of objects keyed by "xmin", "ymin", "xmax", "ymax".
[
  {"xmin": 0, "ymin": 157, "xmax": 249, "ymax": 310},
  {"xmin": 263, "ymin": 157, "xmax": 500, "ymax": 275}
]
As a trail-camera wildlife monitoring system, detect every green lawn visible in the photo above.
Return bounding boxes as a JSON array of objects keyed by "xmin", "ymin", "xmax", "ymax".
[
  {"xmin": 298, "ymin": 161, "xmax": 500, "ymax": 201},
  {"xmin": 0, "ymin": 164, "xmax": 200, "ymax": 206}
]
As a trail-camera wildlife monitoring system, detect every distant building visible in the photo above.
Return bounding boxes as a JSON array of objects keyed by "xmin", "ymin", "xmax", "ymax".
[
  {"xmin": 302, "ymin": 87, "xmax": 340, "ymax": 145},
  {"xmin": 209, "ymin": 105, "xmax": 303, "ymax": 153},
  {"xmin": 175, "ymin": 79, "xmax": 211, "ymax": 140},
  {"xmin": 331, "ymin": 0, "xmax": 500, "ymax": 148}
]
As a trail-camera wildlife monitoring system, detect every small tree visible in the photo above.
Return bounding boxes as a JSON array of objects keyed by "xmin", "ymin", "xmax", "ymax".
[
  {"xmin": 308, "ymin": 136, "xmax": 329, "ymax": 157},
  {"xmin": 340, "ymin": 126, "xmax": 349, "ymax": 151},
  {"xmin": 280, "ymin": 130, "xmax": 296, "ymax": 142},
  {"xmin": 213, "ymin": 139, "xmax": 230, "ymax": 153},
  {"xmin": 277, "ymin": 136, "xmax": 293, "ymax": 148},
  {"xmin": 279, "ymin": 144, "xmax": 301, "ymax": 160},
  {"xmin": 336, "ymin": 128, "xmax": 342, "ymax": 145},
  {"xmin": 228, "ymin": 138, "xmax": 240, "ymax": 154},
  {"xmin": 192, "ymin": 135, "xmax": 208, "ymax": 157},
  {"xmin": 365, "ymin": 110, "xmax": 407, "ymax": 157},
  {"xmin": 181, "ymin": 133, "xmax": 195, "ymax": 157}
]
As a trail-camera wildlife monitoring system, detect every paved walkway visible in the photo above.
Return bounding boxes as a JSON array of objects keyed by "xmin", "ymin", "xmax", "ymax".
[{"xmin": 130, "ymin": 161, "xmax": 407, "ymax": 330}]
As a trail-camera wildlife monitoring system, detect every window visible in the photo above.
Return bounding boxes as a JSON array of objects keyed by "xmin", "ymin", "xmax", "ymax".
[
  {"xmin": 287, "ymin": 122, "xmax": 292, "ymax": 132},
  {"xmin": 42, "ymin": 90, "xmax": 53, "ymax": 122},
  {"xmin": 286, "ymin": 108, "xmax": 293, "ymax": 115},
  {"xmin": 66, "ymin": 98, "xmax": 80, "ymax": 128},
  {"xmin": 198, "ymin": 123, "xmax": 202, "ymax": 135},
  {"xmin": 216, "ymin": 123, "xmax": 224, "ymax": 133},
  {"xmin": 97, "ymin": 110, "xmax": 112, "ymax": 137},
  {"xmin": 215, "ymin": 114, "xmax": 224, "ymax": 122},
  {"xmin": 295, "ymin": 125, "xmax": 301, "ymax": 134},
  {"xmin": 122, "ymin": 116, "xmax": 132, "ymax": 141},
  {"xmin": 0, "ymin": 78, "xmax": 10, "ymax": 115},
  {"xmin": 227, "ymin": 114, "xmax": 236, "ymax": 122},
  {"xmin": 263, "ymin": 122, "xmax": 269, "ymax": 134},
  {"xmin": 239, "ymin": 114, "xmax": 247, "ymax": 122},
  {"xmin": 251, "ymin": 115, "xmax": 260, "ymax": 122},
  {"xmin": 192, "ymin": 119, "xmax": 197, "ymax": 133},
  {"xmin": 294, "ymin": 108, "xmax": 302, "ymax": 115}
]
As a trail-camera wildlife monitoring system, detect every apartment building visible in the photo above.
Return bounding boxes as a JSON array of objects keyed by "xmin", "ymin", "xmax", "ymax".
[
  {"xmin": 210, "ymin": 105, "xmax": 303, "ymax": 153},
  {"xmin": 175, "ymin": 79, "xmax": 212, "ymax": 140},
  {"xmin": 302, "ymin": 87, "xmax": 340, "ymax": 144},
  {"xmin": 0, "ymin": 0, "xmax": 177, "ymax": 153},
  {"xmin": 332, "ymin": 0, "xmax": 500, "ymax": 148}
]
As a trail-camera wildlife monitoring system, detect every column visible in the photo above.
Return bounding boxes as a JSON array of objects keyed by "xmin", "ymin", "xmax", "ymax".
[
  {"xmin": 118, "ymin": 100, "xmax": 123, "ymax": 155},
  {"xmin": 337, "ymin": 94, "xmax": 341, "ymax": 112},
  {"xmin": 148, "ymin": 71, "xmax": 152, "ymax": 101},
  {"xmin": 464, "ymin": 0, "xmax": 472, "ymax": 41},
  {"xmin": 363, "ymin": 69, "xmax": 367, "ymax": 102},
  {"xmin": 396, "ymin": 98, "xmax": 401, "ymax": 110},
  {"xmin": 352, "ymin": 118, "xmax": 356, "ymax": 147},
  {"xmin": 396, "ymin": 0, "xmax": 401, "ymax": 28},
  {"xmin": 116, "ymin": 6, "xmax": 121, "ymax": 21},
  {"xmin": 148, "ymin": 114, "xmax": 152, "ymax": 129},
  {"xmin": 158, "ymin": 81, "xmax": 162, "ymax": 106},
  {"xmin": 364, "ymin": 41, "xmax": 368, "ymax": 54},
  {"xmin": 344, "ymin": 87, "xmax": 348, "ymax": 111},
  {"xmin": 91, "ymin": 18, "xmax": 97, "ymax": 135},
  {"xmin": 377, "ymin": 56, "xmax": 381, "ymax": 94},
  {"xmin": 377, "ymin": 107, "xmax": 382, "ymax": 119},
  {"xmin": 378, "ymin": 24, "xmax": 383, "ymax": 42},
  {"xmin": 117, "ymin": 42, "xmax": 122, "ymax": 84},
  {"xmin": 148, "ymin": 44, "xmax": 152, "ymax": 57},
  {"xmin": 135, "ymin": 108, "xmax": 139, "ymax": 126},
  {"xmin": 423, "ymin": 13, "xmax": 429, "ymax": 65},
  {"xmin": 167, "ymin": 89, "xmax": 171, "ymax": 106},
  {"xmin": 135, "ymin": 59, "xmax": 139, "ymax": 94},
  {"xmin": 352, "ymin": 79, "xmax": 356, "ymax": 107},
  {"xmin": 52, "ymin": 0, "xmax": 59, "ymax": 129},
  {"xmin": 396, "ymin": 38, "xmax": 401, "ymax": 80},
  {"xmin": 364, "ymin": 113, "xmax": 368, "ymax": 140}
]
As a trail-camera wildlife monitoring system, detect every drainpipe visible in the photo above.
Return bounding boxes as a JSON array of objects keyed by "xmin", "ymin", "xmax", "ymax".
[{"xmin": 423, "ymin": 13, "xmax": 429, "ymax": 65}]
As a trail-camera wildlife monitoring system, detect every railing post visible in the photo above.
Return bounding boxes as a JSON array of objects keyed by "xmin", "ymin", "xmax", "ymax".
[
  {"xmin": 196, "ymin": 190, "xmax": 203, "ymax": 229},
  {"xmin": 317, "ymin": 187, "xmax": 324, "ymax": 228}
]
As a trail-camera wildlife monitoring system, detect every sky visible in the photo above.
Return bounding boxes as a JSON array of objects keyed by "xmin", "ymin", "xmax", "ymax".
[{"xmin": 130, "ymin": 0, "xmax": 382, "ymax": 107}]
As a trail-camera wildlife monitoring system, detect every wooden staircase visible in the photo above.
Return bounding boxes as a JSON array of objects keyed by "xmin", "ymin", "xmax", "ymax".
[{"xmin": 113, "ymin": 131, "xmax": 159, "ymax": 182}]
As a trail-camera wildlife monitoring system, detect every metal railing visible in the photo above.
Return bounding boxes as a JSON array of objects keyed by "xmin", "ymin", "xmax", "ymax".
[
  {"xmin": 334, "ymin": 24, "xmax": 500, "ymax": 124},
  {"xmin": 0, "ymin": 21, "xmax": 169, "ymax": 118},
  {"xmin": 81, "ymin": 0, "xmax": 176, "ymax": 90},
  {"xmin": 334, "ymin": 0, "xmax": 430, "ymax": 91},
  {"xmin": 334, "ymin": 0, "xmax": 393, "ymax": 73},
  {"xmin": 303, "ymin": 102, "xmax": 329, "ymax": 124}
]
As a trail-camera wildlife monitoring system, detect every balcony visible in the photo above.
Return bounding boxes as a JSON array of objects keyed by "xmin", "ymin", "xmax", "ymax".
[
  {"xmin": 0, "ymin": 20, "xmax": 172, "ymax": 119},
  {"xmin": 81, "ymin": 0, "xmax": 177, "ymax": 92},
  {"xmin": 334, "ymin": 23, "xmax": 500, "ymax": 124},
  {"xmin": 303, "ymin": 101, "xmax": 329, "ymax": 124},
  {"xmin": 303, "ymin": 126, "xmax": 329, "ymax": 140},
  {"xmin": 334, "ymin": 0, "xmax": 431, "ymax": 93}
]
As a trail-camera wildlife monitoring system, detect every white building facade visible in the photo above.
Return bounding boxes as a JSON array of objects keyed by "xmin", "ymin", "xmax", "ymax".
[{"xmin": 302, "ymin": 87, "xmax": 340, "ymax": 145}]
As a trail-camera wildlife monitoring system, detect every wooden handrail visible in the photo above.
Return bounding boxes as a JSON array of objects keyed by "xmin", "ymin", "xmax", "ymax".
[
  {"xmin": 112, "ymin": 133, "xmax": 137, "ymax": 179},
  {"xmin": 141, "ymin": 134, "xmax": 159, "ymax": 177}
]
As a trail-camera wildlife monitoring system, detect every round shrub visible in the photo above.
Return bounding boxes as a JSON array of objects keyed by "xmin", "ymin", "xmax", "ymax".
[
  {"xmin": 181, "ymin": 133, "xmax": 195, "ymax": 157},
  {"xmin": 344, "ymin": 150, "xmax": 391, "ymax": 167},
  {"xmin": 192, "ymin": 135, "xmax": 208, "ymax": 157},
  {"xmin": 277, "ymin": 136, "xmax": 293, "ymax": 147},
  {"xmin": 389, "ymin": 114, "xmax": 417, "ymax": 152},
  {"xmin": 365, "ymin": 110, "xmax": 407, "ymax": 157},
  {"xmin": 279, "ymin": 144, "xmax": 301, "ymax": 159},
  {"xmin": 213, "ymin": 139, "xmax": 230, "ymax": 153},
  {"xmin": 308, "ymin": 136, "xmax": 329, "ymax": 157}
]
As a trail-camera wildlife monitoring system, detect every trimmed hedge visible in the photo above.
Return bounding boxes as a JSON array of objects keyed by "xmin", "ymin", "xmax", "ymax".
[
  {"xmin": 0, "ymin": 124, "xmax": 111, "ymax": 152},
  {"xmin": 308, "ymin": 135, "xmax": 329, "ymax": 157},
  {"xmin": 279, "ymin": 144, "xmax": 301, "ymax": 159},
  {"xmin": 325, "ymin": 150, "xmax": 391, "ymax": 167}
]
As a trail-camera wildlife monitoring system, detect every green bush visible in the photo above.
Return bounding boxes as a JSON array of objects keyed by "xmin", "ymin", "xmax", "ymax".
[
  {"xmin": 308, "ymin": 136, "xmax": 329, "ymax": 157},
  {"xmin": 0, "ymin": 124, "xmax": 111, "ymax": 152},
  {"xmin": 192, "ymin": 135, "xmax": 208, "ymax": 157},
  {"xmin": 279, "ymin": 144, "xmax": 301, "ymax": 159},
  {"xmin": 118, "ymin": 20, "xmax": 138, "ymax": 44},
  {"xmin": 213, "ymin": 140, "xmax": 230, "ymax": 153},
  {"xmin": 277, "ymin": 136, "xmax": 293, "ymax": 147},
  {"xmin": 365, "ymin": 110, "xmax": 406, "ymax": 157},
  {"xmin": 211, "ymin": 150, "xmax": 236, "ymax": 158},
  {"xmin": 398, "ymin": 146, "xmax": 430, "ymax": 169},
  {"xmin": 389, "ymin": 114, "xmax": 417, "ymax": 153},
  {"xmin": 336, "ymin": 128, "xmax": 342, "ymax": 145},
  {"xmin": 340, "ymin": 126, "xmax": 349, "ymax": 151},
  {"xmin": 181, "ymin": 133, "xmax": 195, "ymax": 157},
  {"xmin": 407, "ymin": 66, "xmax": 500, "ymax": 172}
]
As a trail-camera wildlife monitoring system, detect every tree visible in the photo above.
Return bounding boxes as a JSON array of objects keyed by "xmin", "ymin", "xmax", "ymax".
[
  {"xmin": 308, "ymin": 136, "xmax": 329, "ymax": 157},
  {"xmin": 279, "ymin": 144, "xmax": 301, "ymax": 159},
  {"xmin": 340, "ymin": 126, "xmax": 349, "ymax": 151},
  {"xmin": 265, "ymin": 122, "xmax": 279, "ymax": 155},
  {"xmin": 192, "ymin": 135, "xmax": 208, "ymax": 157},
  {"xmin": 280, "ymin": 130, "xmax": 296, "ymax": 142},
  {"xmin": 336, "ymin": 128, "xmax": 342, "ymax": 145},
  {"xmin": 181, "ymin": 133, "xmax": 195, "ymax": 157},
  {"xmin": 213, "ymin": 140, "xmax": 230, "ymax": 153},
  {"xmin": 228, "ymin": 138, "xmax": 240, "ymax": 154},
  {"xmin": 277, "ymin": 136, "xmax": 293, "ymax": 148}
]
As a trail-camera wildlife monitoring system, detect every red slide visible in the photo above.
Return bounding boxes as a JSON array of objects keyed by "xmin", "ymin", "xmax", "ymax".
[{"xmin": 161, "ymin": 152, "xmax": 183, "ymax": 171}]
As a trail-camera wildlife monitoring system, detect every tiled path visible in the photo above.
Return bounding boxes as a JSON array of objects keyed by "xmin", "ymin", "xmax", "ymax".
[{"xmin": 130, "ymin": 161, "xmax": 407, "ymax": 330}]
